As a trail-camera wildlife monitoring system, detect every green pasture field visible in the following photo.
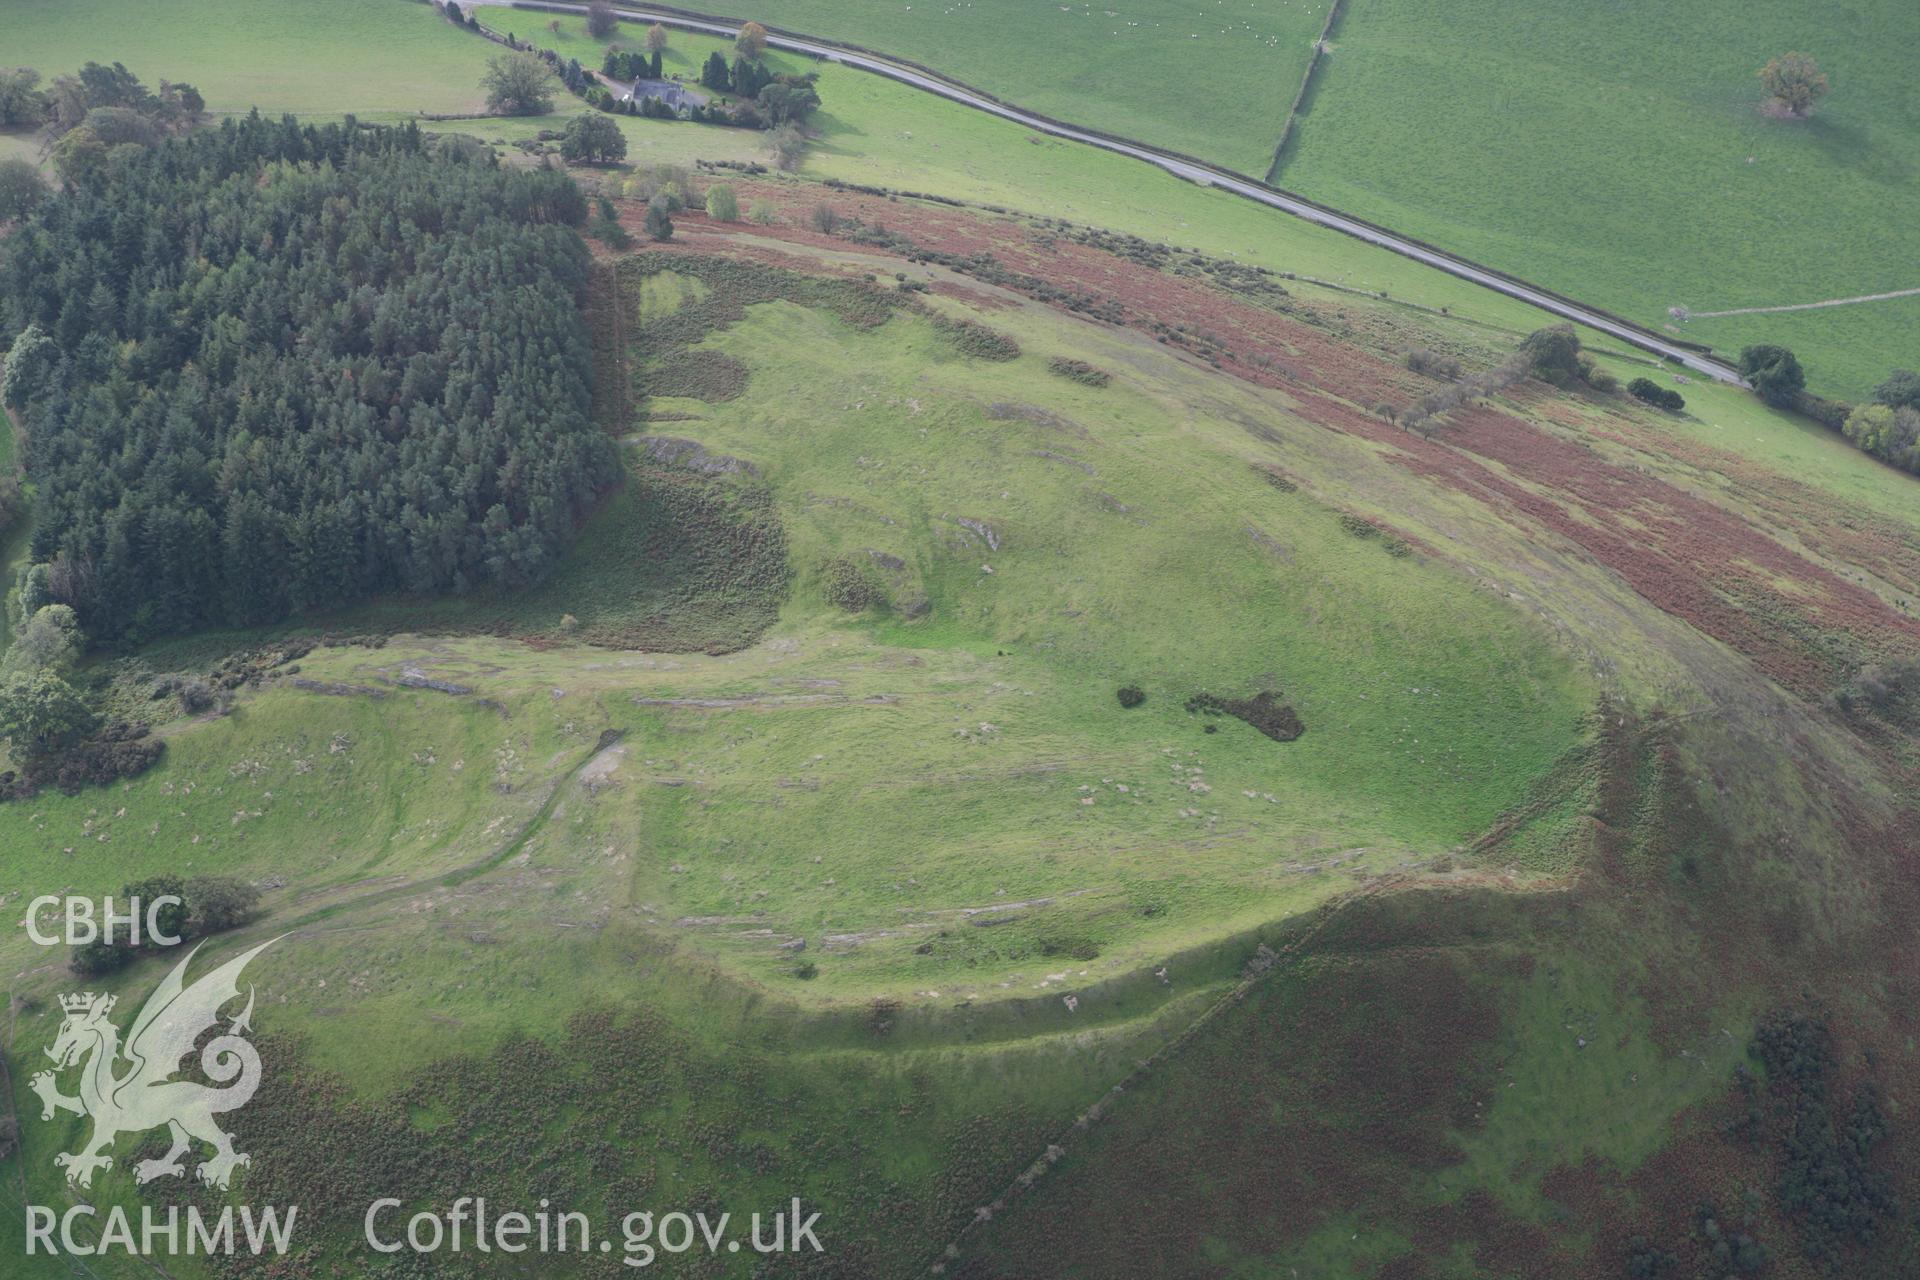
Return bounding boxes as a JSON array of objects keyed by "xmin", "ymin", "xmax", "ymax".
[
  {"xmin": 550, "ymin": 0, "xmax": 1915, "ymax": 399},
  {"xmin": 520, "ymin": 0, "xmax": 1331, "ymax": 178},
  {"xmin": 4, "ymin": 0, "xmax": 499, "ymax": 118},
  {"xmin": 551, "ymin": 12, "xmax": 1655, "ymax": 338},
  {"xmin": 1278, "ymin": 0, "xmax": 1919, "ymax": 397},
  {"xmin": 0, "ymin": 0, "xmax": 1776, "ymax": 386},
  {"xmin": 0, "ymin": 0, "xmax": 1687, "ymax": 356},
  {"xmin": 11, "ymin": 0, "xmax": 1912, "ymax": 400}
]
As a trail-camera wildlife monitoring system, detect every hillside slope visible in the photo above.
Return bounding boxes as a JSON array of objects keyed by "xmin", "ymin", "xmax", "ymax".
[{"xmin": 6, "ymin": 176, "xmax": 1918, "ymax": 1275}]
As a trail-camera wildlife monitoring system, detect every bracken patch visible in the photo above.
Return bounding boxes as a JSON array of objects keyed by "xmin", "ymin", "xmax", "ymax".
[
  {"xmin": 643, "ymin": 348, "xmax": 749, "ymax": 402},
  {"xmin": 1185, "ymin": 690, "xmax": 1305, "ymax": 742}
]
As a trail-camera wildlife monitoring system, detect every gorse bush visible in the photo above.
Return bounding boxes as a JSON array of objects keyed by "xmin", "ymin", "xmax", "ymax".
[
  {"xmin": 821, "ymin": 557, "xmax": 875, "ymax": 611},
  {"xmin": 0, "ymin": 115, "xmax": 618, "ymax": 643},
  {"xmin": 1628, "ymin": 377, "xmax": 1685, "ymax": 412},
  {"xmin": 931, "ymin": 316, "xmax": 1020, "ymax": 361},
  {"xmin": 1047, "ymin": 356, "xmax": 1111, "ymax": 387}
]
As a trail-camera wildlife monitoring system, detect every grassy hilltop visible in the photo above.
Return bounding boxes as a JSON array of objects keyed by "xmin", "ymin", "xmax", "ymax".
[
  {"xmin": 0, "ymin": 231, "xmax": 1598, "ymax": 1277},
  {"xmin": 2, "ymin": 2, "xmax": 1920, "ymax": 1277}
]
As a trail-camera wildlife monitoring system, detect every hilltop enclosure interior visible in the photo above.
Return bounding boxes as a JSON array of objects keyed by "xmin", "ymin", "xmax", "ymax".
[{"xmin": 0, "ymin": 3, "xmax": 1917, "ymax": 1279}]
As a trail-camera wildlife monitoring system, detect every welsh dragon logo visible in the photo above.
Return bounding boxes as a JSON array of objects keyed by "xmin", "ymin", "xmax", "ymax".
[{"xmin": 29, "ymin": 938, "xmax": 278, "ymax": 1190}]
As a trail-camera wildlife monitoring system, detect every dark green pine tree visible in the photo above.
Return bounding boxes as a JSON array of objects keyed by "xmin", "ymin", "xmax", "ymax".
[
  {"xmin": 220, "ymin": 495, "xmax": 290, "ymax": 626},
  {"xmin": 731, "ymin": 57, "xmax": 763, "ymax": 97},
  {"xmin": 0, "ymin": 115, "xmax": 618, "ymax": 642}
]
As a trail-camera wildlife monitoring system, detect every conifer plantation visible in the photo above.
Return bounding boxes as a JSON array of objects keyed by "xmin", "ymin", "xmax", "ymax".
[{"xmin": 0, "ymin": 115, "xmax": 619, "ymax": 642}]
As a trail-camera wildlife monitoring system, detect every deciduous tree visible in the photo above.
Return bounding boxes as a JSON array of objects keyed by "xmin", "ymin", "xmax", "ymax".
[
  {"xmin": 758, "ymin": 80, "xmax": 819, "ymax": 125},
  {"xmin": 81, "ymin": 105, "xmax": 164, "ymax": 147},
  {"xmin": 1758, "ymin": 52, "xmax": 1828, "ymax": 117},
  {"xmin": 586, "ymin": 0, "xmax": 618, "ymax": 39},
  {"xmin": 1738, "ymin": 344, "xmax": 1805, "ymax": 406},
  {"xmin": 735, "ymin": 21, "xmax": 769, "ymax": 60},
  {"xmin": 1873, "ymin": 369, "xmax": 1920, "ymax": 411},
  {"xmin": 1519, "ymin": 324, "xmax": 1583, "ymax": 386},
  {"xmin": 0, "ymin": 670, "xmax": 97, "ymax": 764},
  {"xmin": 763, "ymin": 122, "xmax": 807, "ymax": 170},
  {"xmin": 704, "ymin": 183, "xmax": 739, "ymax": 221},
  {"xmin": 0, "ymin": 67, "xmax": 48, "ymax": 126},
  {"xmin": 49, "ymin": 125, "xmax": 107, "ymax": 187},
  {"xmin": 1, "ymin": 323, "xmax": 56, "ymax": 408},
  {"xmin": 561, "ymin": 111, "xmax": 627, "ymax": 164},
  {"xmin": 483, "ymin": 50, "xmax": 558, "ymax": 115},
  {"xmin": 3, "ymin": 605, "xmax": 84, "ymax": 676},
  {"xmin": 0, "ymin": 158, "xmax": 46, "ymax": 222}
]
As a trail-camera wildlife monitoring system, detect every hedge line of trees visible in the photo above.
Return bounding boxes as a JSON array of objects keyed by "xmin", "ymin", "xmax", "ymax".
[
  {"xmin": 1727, "ymin": 342, "xmax": 1920, "ymax": 479},
  {"xmin": 1839, "ymin": 370, "xmax": 1920, "ymax": 476},
  {"xmin": 696, "ymin": 54, "xmax": 820, "ymax": 127},
  {"xmin": 0, "ymin": 114, "xmax": 619, "ymax": 645},
  {"xmin": 0, "ymin": 60, "xmax": 203, "ymax": 137}
]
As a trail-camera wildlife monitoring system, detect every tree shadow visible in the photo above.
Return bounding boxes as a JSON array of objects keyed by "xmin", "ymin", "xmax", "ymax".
[
  {"xmin": 1800, "ymin": 113, "xmax": 1909, "ymax": 186},
  {"xmin": 803, "ymin": 109, "xmax": 866, "ymax": 158}
]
